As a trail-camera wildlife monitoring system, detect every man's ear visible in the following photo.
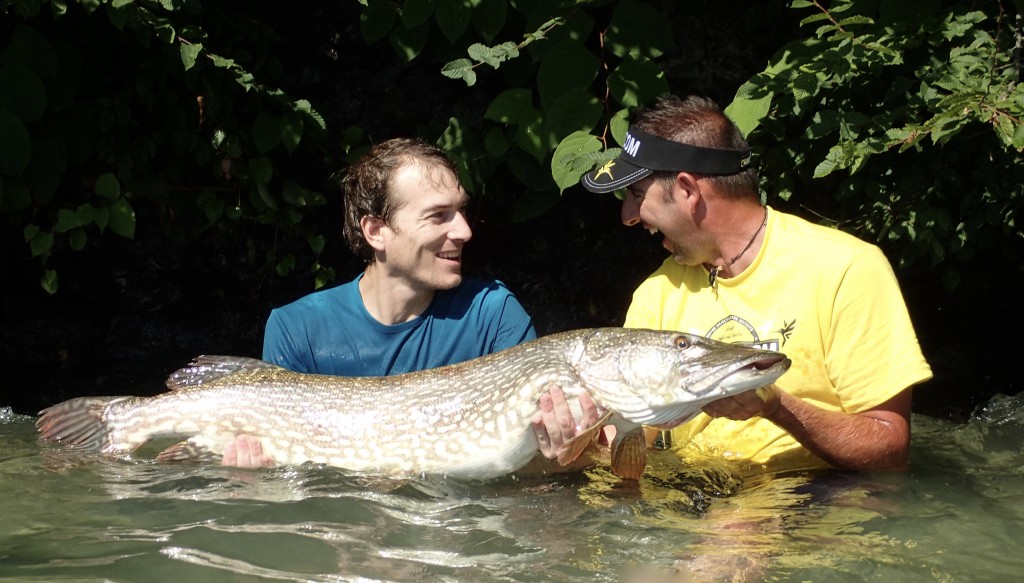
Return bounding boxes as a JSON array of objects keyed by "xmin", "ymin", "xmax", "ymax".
[
  {"xmin": 673, "ymin": 171, "xmax": 704, "ymax": 212},
  {"xmin": 360, "ymin": 215, "xmax": 388, "ymax": 252}
]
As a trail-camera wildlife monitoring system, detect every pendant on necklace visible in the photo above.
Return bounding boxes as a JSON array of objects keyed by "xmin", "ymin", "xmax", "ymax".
[{"xmin": 708, "ymin": 266, "xmax": 721, "ymax": 288}]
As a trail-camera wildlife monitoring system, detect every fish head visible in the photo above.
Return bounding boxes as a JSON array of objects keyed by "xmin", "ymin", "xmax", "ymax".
[{"xmin": 573, "ymin": 328, "xmax": 791, "ymax": 428}]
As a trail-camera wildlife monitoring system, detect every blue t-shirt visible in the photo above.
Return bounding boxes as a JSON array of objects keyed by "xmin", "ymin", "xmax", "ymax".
[{"xmin": 262, "ymin": 275, "xmax": 537, "ymax": 376}]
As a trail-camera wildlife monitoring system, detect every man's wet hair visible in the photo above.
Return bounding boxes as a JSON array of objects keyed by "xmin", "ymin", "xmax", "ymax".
[{"xmin": 339, "ymin": 138, "xmax": 460, "ymax": 262}]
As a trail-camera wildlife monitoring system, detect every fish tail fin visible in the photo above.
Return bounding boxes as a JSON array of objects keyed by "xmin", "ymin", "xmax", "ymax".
[
  {"xmin": 610, "ymin": 426, "xmax": 648, "ymax": 481},
  {"xmin": 36, "ymin": 396, "xmax": 129, "ymax": 452}
]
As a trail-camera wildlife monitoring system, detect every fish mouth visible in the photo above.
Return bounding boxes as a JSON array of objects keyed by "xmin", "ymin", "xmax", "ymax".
[
  {"xmin": 718, "ymin": 353, "xmax": 791, "ymax": 392},
  {"xmin": 637, "ymin": 352, "xmax": 791, "ymax": 429}
]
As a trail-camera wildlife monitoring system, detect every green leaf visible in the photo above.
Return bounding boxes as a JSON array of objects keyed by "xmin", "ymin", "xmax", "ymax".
[
  {"xmin": 69, "ymin": 228, "xmax": 87, "ymax": 251},
  {"xmin": 725, "ymin": 85, "xmax": 773, "ymax": 137},
  {"xmin": 401, "ymin": 0, "xmax": 434, "ymax": 28},
  {"xmin": 249, "ymin": 157, "xmax": 273, "ymax": 185},
  {"xmin": 536, "ymin": 40, "xmax": 600, "ymax": 107},
  {"xmin": 0, "ymin": 177, "xmax": 30, "ymax": 212},
  {"xmin": 543, "ymin": 88, "xmax": 602, "ymax": 142},
  {"xmin": 514, "ymin": 111, "xmax": 548, "ymax": 162},
  {"xmin": 0, "ymin": 108, "xmax": 31, "ymax": 175},
  {"xmin": 484, "ymin": 88, "xmax": 536, "ymax": 124},
  {"xmin": 604, "ymin": 0, "xmax": 675, "ymax": 59},
  {"xmin": 252, "ymin": 113, "xmax": 282, "ymax": 153},
  {"xmin": 1012, "ymin": 123, "xmax": 1024, "ymax": 149},
  {"xmin": 23, "ymin": 137, "xmax": 65, "ymax": 205},
  {"xmin": 282, "ymin": 179, "xmax": 311, "ymax": 206},
  {"xmin": 813, "ymin": 145, "xmax": 845, "ymax": 178},
  {"xmin": 314, "ymin": 265, "xmax": 336, "ymax": 289},
  {"xmin": 275, "ymin": 253, "xmax": 296, "ymax": 276},
  {"xmin": 360, "ymin": 0, "xmax": 398, "ymax": 43},
  {"xmin": 0, "ymin": 24, "xmax": 57, "ymax": 79},
  {"xmin": 282, "ymin": 114, "xmax": 303, "ymax": 153},
  {"xmin": 256, "ymin": 182, "xmax": 278, "ymax": 210},
  {"xmin": 111, "ymin": 0, "xmax": 133, "ymax": 7},
  {"xmin": 472, "ymin": 0, "xmax": 507, "ymax": 42},
  {"xmin": 439, "ymin": 116, "xmax": 492, "ymax": 194},
  {"xmin": 390, "ymin": 20, "xmax": 430, "ymax": 62},
  {"xmin": 197, "ymin": 190, "xmax": 224, "ymax": 224},
  {"xmin": 607, "ymin": 54, "xmax": 668, "ymax": 108},
  {"xmin": 294, "ymin": 99, "xmax": 327, "ymax": 134},
  {"xmin": 551, "ymin": 130, "xmax": 603, "ymax": 193},
  {"xmin": 94, "ymin": 173, "xmax": 120, "ymax": 199},
  {"xmin": 180, "ymin": 42, "xmax": 202, "ymax": 71},
  {"xmin": 309, "ymin": 234, "xmax": 326, "ymax": 254},
  {"xmin": 29, "ymin": 230, "xmax": 53, "ymax": 257},
  {"xmin": 108, "ymin": 197, "xmax": 136, "ymax": 238},
  {"xmin": 0, "ymin": 61, "xmax": 48, "ymax": 122},
  {"xmin": 436, "ymin": 0, "xmax": 471, "ymax": 43},
  {"xmin": 610, "ymin": 109, "xmax": 630, "ymax": 145},
  {"xmin": 41, "ymin": 269, "xmax": 58, "ymax": 295},
  {"xmin": 513, "ymin": 189, "xmax": 559, "ymax": 223},
  {"xmin": 799, "ymin": 12, "xmax": 832, "ymax": 27},
  {"xmin": 93, "ymin": 207, "xmax": 109, "ymax": 232},
  {"xmin": 55, "ymin": 208, "xmax": 85, "ymax": 233},
  {"xmin": 484, "ymin": 128, "xmax": 509, "ymax": 156},
  {"xmin": 440, "ymin": 58, "xmax": 476, "ymax": 86}
]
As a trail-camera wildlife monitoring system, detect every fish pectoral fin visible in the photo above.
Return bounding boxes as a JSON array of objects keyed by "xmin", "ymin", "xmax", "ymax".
[
  {"xmin": 556, "ymin": 411, "xmax": 613, "ymax": 466},
  {"xmin": 155, "ymin": 438, "xmax": 222, "ymax": 464},
  {"xmin": 610, "ymin": 425, "xmax": 647, "ymax": 481}
]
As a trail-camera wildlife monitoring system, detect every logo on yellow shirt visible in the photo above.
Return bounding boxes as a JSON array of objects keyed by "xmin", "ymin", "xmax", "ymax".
[{"xmin": 707, "ymin": 315, "xmax": 785, "ymax": 352}]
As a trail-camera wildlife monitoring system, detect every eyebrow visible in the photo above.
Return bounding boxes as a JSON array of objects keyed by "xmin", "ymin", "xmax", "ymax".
[{"xmin": 421, "ymin": 199, "xmax": 468, "ymax": 214}]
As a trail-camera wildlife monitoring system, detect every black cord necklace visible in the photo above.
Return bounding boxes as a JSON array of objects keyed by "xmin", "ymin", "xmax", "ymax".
[{"xmin": 707, "ymin": 207, "xmax": 768, "ymax": 288}]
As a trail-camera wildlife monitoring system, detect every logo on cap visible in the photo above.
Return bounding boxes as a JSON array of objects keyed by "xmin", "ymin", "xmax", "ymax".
[
  {"xmin": 594, "ymin": 160, "xmax": 616, "ymax": 180},
  {"xmin": 623, "ymin": 133, "xmax": 641, "ymax": 157}
]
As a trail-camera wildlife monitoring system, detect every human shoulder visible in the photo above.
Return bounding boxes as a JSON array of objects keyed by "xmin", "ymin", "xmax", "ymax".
[
  {"xmin": 439, "ymin": 276, "xmax": 518, "ymax": 305},
  {"xmin": 769, "ymin": 208, "xmax": 883, "ymax": 267},
  {"xmin": 270, "ymin": 276, "xmax": 361, "ymax": 321}
]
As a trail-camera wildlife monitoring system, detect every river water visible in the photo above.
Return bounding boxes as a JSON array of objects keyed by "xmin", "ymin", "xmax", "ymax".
[{"xmin": 1, "ymin": 392, "xmax": 1022, "ymax": 583}]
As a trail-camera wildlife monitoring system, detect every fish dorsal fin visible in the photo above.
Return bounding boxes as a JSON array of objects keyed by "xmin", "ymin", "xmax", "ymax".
[{"xmin": 166, "ymin": 355, "xmax": 284, "ymax": 391}]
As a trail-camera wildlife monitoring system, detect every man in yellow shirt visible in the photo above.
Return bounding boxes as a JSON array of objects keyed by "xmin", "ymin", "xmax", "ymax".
[{"xmin": 579, "ymin": 95, "xmax": 932, "ymax": 473}]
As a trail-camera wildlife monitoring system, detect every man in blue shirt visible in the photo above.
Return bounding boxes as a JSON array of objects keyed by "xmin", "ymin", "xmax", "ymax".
[{"xmin": 225, "ymin": 137, "xmax": 542, "ymax": 467}]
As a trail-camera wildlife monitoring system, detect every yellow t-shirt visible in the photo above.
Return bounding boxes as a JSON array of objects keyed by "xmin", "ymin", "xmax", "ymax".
[{"xmin": 624, "ymin": 207, "xmax": 932, "ymax": 472}]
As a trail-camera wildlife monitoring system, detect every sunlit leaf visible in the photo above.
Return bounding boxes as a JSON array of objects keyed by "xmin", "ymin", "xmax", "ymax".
[
  {"xmin": 108, "ymin": 197, "xmax": 136, "ymax": 238},
  {"xmin": 94, "ymin": 173, "xmax": 120, "ymax": 199}
]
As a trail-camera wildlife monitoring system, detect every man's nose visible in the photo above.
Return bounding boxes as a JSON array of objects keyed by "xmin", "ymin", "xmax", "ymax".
[
  {"xmin": 621, "ymin": 195, "xmax": 642, "ymax": 226},
  {"xmin": 451, "ymin": 211, "xmax": 473, "ymax": 241}
]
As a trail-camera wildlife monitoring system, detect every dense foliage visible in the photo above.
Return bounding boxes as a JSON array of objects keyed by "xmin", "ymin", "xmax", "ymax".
[
  {"xmin": 1, "ymin": 0, "xmax": 1021, "ymax": 295},
  {"xmin": 727, "ymin": 0, "xmax": 1024, "ymax": 288}
]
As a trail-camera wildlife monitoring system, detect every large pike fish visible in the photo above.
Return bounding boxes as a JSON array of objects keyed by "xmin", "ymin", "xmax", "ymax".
[{"xmin": 37, "ymin": 328, "xmax": 790, "ymax": 480}]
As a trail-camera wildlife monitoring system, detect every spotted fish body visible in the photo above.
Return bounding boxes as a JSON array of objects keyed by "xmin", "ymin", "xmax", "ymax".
[{"xmin": 36, "ymin": 328, "xmax": 790, "ymax": 480}]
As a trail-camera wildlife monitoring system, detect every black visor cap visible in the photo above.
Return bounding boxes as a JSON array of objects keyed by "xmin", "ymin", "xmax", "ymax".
[{"xmin": 581, "ymin": 126, "xmax": 751, "ymax": 193}]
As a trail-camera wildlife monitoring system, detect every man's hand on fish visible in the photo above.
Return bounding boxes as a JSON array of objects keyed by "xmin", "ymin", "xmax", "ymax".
[
  {"xmin": 531, "ymin": 384, "xmax": 602, "ymax": 460},
  {"xmin": 223, "ymin": 434, "xmax": 275, "ymax": 468},
  {"xmin": 701, "ymin": 383, "xmax": 782, "ymax": 421}
]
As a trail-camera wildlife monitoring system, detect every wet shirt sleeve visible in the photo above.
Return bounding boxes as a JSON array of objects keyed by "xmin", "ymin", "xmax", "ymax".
[{"xmin": 262, "ymin": 308, "xmax": 314, "ymax": 372}]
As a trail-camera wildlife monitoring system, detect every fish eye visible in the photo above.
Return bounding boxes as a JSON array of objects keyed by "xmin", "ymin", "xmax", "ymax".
[{"xmin": 673, "ymin": 335, "xmax": 689, "ymax": 349}]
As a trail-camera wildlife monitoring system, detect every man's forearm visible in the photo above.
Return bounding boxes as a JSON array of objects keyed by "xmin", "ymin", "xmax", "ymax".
[{"xmin": 763, "ymin": 389, "xmax": 912, "ymax": 471}]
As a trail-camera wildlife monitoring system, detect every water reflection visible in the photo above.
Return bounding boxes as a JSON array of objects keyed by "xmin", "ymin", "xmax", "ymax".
[{"xmin": 1, "ymin": 393, "xmax": 1023, "ymax": 582}]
